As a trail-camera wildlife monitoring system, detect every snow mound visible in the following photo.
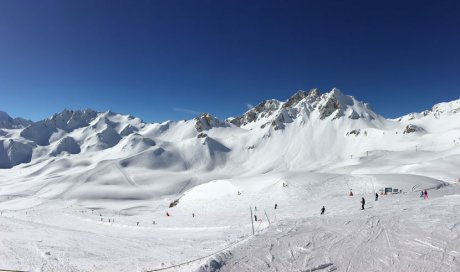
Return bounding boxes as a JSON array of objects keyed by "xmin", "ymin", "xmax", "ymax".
[
  {"xmin": 119, "ymin": 124, "xmax": 139, "ymax": 136},
  {"xmin": 119, "ymin": 133, "xmax": 156, "ymax": 153},
  {"xmin": 95, "ymin": 126, "xmax": 122, "ymax": 149}
]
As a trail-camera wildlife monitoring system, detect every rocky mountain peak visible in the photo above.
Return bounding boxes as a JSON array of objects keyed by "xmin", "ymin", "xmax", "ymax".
[
  {"xmin": 194, "ymin": 113, "xmax": 228, "ymax": 132},
  {"xmin": 0, "ymin": 110, "xmax": 33, "ymax": 129}
]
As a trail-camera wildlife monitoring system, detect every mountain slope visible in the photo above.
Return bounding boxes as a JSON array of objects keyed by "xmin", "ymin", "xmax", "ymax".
[{"xmin": 0, "ymin": 88, "xmax": 458, "ymax": 201}]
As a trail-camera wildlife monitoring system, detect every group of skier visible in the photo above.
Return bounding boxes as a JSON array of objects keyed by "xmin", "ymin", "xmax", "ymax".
[
  {"xmin": 420, "ymin": 189, "xmax": 428, "ymax": 199},
  {"xmin": 320, "ymin": 189, "xmax": 429, "ymax": 215}
]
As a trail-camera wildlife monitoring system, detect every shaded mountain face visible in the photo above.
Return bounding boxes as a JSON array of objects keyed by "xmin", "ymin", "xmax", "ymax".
[
  {"xmin": 0, "ymin": 88, "xmax": 459, "ymax": 171},
  {"xmin": 0, "ymin": 111, "xmax": 33, "ymax": 129}
]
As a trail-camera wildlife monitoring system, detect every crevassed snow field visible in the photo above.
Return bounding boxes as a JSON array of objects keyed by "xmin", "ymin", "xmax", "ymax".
[{"xmin": 0, "ymin": 89, "xmax": 459, "ymax": 271}]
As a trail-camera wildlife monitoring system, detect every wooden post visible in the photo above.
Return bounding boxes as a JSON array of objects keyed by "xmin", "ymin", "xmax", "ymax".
[
  {"xmin": 250, "ymin": 206, "xmax": 255, "ymax": 235},
  {"xmin": 264, "ymin": 210, "xmax": 271, "ymax": 226}
]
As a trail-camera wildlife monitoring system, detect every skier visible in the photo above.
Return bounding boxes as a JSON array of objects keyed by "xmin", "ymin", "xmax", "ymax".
[
  {"xmin": 192, "ymin": 213, "xmax": 195, "ymax": 218},
  {"xmin": 153, "ymin": 220, "xmax": 156, "ymax": 224},
  {"xmin": 274, "ymin": 203, "xmax": 278, "ymax": 209},
  {"xmin": 349, "ymin": 190, "xmax": 354, "ymax": 196},
  {"xmin": 424, "ymin": 189, "xmax": 428, "ymax": 199},
  {"xmin": 254, "ymin": 215, "xmax": 258, "ymax": 222},
  {"xmin": 420, "ymin": 190, "xmax": 424, "ymax": 198},
  {"xmin": 321, "ymin": 206, "xmax": 325, "ymax": 215},
  {"xmin": 137, "ymin": 222, "xmax": 139, "ymax": 226},
  {"xmin": 375, "ymin": 193, "xmax": 379, "ymax": 201},
  {"xmin": 166, "ymin": 211, "xmax": 170, "ymax": 216},
  {"xmin": 361, "ymin": 197, "xmax": 365, "ymax": 210}
]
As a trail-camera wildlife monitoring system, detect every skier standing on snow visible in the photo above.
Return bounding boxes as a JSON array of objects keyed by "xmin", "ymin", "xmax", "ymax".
[
  {"xmin": 375, "ymin": 193, "xmax": 379, "ymax": 201},
  {"xmin": 274, "ymin": 203, "xmax": 278, "ymax": 209},
  {"xmin": 254, "ymin": 215, "xmax": 258, "ymax": 222},
  {"xmin": 420, "ymin": 191, "xmax": 424, "ymax": 198},
  {"xmin": 321, "ymin": 206, "xmax": 325, "ymax": 215},
  {"xmin": 361, "ymin": 197, "xmax": 365, "ymax": 210},
  {"xmin": 424, "ymin": 189, "xmax": 428, "ymax": 199}
]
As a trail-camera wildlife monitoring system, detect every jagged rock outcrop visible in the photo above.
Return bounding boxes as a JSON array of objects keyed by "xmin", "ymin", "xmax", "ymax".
[
  {"xmin": 0, "ymin": 139, "xmax": 35, "ymax": 168},
  {"xmin": 403, "ymin": 124, "xmax": 425, "ymax": 134},
  {"xmin": 50, "ymin": 136, "xmax": 81, "ymax": 156},
  {"xmin": 96, "ymin": 126, "xmax": 122, "ymax": 149},
  {"xmin": 0, "ymin": 111, "xmax": 33, "ymax": 129},
  {"xmin": 230, "ymin": 99, "xmax": 281, "ymax": 127},
  {"xmin": 346, "ymin": 129, "xmax": 361, "ymax": 136},
  {"xmin": 195, "ymin": 113, "xmax": 228, "ymax": 132}
]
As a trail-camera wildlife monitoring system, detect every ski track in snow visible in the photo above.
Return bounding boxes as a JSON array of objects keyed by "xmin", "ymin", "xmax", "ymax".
[{"xmin": 0, "ymin": 173, "xmax": 458, "ymax": 272}]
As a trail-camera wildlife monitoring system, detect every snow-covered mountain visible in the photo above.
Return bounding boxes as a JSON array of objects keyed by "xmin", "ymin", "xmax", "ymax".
[
  {"xmin": 0, "ymin": 111, "xmax": 32, "ymax": 129},
  {"xmin": 0, "ymin": 88, "xmax": 459, "ymax": 199},
  {"xmin": 1, "ymin": 88, "xmax": 460, "ymax": 272},
  {"xmin": 0, "ymin": 89, "xmax": 459, "ymax": 175}
]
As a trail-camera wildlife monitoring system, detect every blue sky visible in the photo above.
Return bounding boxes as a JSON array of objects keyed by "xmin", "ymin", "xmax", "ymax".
[{"xmin": 0, "ymin": 0, "xmax": 459, "ymax": 122}]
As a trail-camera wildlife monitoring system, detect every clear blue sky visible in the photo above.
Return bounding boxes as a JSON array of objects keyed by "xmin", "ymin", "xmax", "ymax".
[{"xmin": 0, "ymin": 0, "xmax": 459, "ymax": 122}]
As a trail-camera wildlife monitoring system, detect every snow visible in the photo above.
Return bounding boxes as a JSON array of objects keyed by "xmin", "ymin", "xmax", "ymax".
[{"xmin": 0, "ymin": 89, "xmax": 459, "ymax": 271}]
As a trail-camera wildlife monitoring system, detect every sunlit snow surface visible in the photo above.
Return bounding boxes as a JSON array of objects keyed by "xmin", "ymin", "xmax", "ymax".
[{"xmin": 0, "ymin": 92, "xmax": 459, "ymax": 271}]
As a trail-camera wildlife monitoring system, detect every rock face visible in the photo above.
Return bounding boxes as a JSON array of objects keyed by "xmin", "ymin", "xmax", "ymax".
[
  {"xmin": 0, "ymin": 139, "xmax": 35, "ymax": 168},
  {"xmin": 346, "ymin": 129, "xmax": 361, "ymax": 136},
  {"xmin": 195, "ymin": 113, "xmax": 228, "ymax": 132},
  {"xmin": 229, "ymin": 88, "xmax": 377, "ymax": 130},
  {"xmin": 229, "ymin": 99, "xmax": 281, "ymax": 127},
  {"xmin": 403, "ymin": 124, "xmax": 424, "ymax": 134},
  {"xmin": 50, "ymin": 137, "xmax": 81, "ymax": 156},
  {"xmin": 318, "ymin": 92, "xmax": 341, "ymax": 119},
  {"xmin": 96, "ymin": 126, "xmax": 122, "ymax": 149},
  {"xmin": 120, "ymin": 125, "xmax": 139, "ymax": 136},
  {"xmin": 0, "ymin": 111, "xmax": 33, "ymax": 129}
]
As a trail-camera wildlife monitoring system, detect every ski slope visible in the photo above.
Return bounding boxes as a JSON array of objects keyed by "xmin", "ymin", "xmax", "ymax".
[{"xmin": 0, "ymin": 171, "xmax": 458, "ymax": 272}]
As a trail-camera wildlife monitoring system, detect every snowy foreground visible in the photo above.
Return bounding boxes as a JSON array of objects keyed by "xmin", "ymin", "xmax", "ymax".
[{"xmin": 0, "ymin": 171, "xmax": 459, "ymax": 272}]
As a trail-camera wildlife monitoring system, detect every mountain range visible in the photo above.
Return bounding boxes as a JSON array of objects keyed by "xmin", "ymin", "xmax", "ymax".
[{"xmin": 0, "ymin": 88, "xmax": 459, "ymax": 200}]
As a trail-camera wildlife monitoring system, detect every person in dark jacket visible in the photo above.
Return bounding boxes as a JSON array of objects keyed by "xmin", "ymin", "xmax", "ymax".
[
  {"xmin": 321, "ymin": 206, "xmax": 325, "ymax": 215},
  {"xmin": 375, "ymin": 193, "xmax": 379, "ymax": 201},
  {"xmin": 361, "ymin": 197, "xmax": 365, "ymax": 210},
  {"xmin": 274, "ymin": 203, "xmax": 278, "ymax": 209}
]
